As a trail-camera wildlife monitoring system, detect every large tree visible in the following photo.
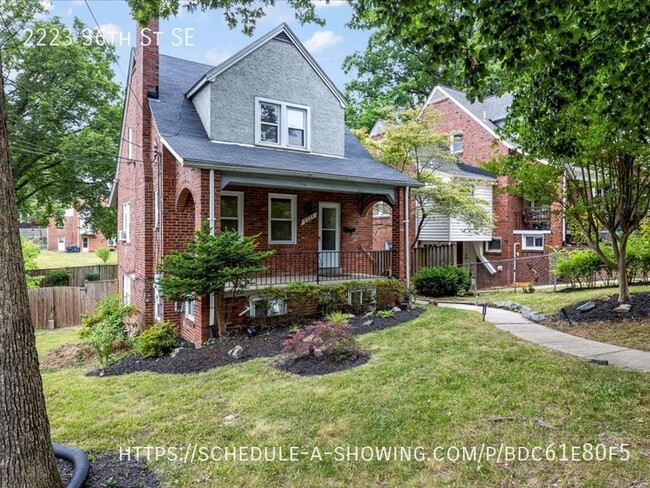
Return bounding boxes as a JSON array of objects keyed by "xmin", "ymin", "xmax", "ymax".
[
  {"xmin": 357, "ymin": 108, "xmax": 493, "ymax": 245},
  {"xmin": 354, "ymin": 0, "xmax": 650, "ymax": 302},
  {"xmin": 2, "ymin": 7, "xmax": 121, "ymax": 236},
  {"xmin": 0, "ymin": 41, "xmax": 63, "ymax": 488},
  {"xmin": 342, "ymin": 26, "xmax": 440, "ymax": 131}
]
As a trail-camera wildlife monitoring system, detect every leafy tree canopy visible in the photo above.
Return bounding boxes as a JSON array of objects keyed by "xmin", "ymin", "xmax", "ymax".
[
  {"xmin": 1, "ymin": 2, "xmax": 120, "ymax": 237},
  {"xmin": 353, "ymin": 0, "xmax": 650, "ymax": 301}
]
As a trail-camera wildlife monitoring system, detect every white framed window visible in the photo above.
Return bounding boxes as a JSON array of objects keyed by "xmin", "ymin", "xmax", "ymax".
[
  {"xmin": 249, "ymin": 297, "xmax": 286, "ymax": 318},
  {"xmin": 65, "ymin": 208, "xmax": 74, "ymax": 217},
  {"xmin": 121, "ymin": 202, "xmax": 131, "ymax": 243},
  {"xmin": 153, "ymin": 275, "xmax": 162, "ymax": 321},
  {"xmin": 384, "ymin": 241, "xmax": 393, "ymax": 251},
  {"xmin": 185, "ymin": 300, "xmax": 195, "ymax": 321},
  {"xmin": 255, "ymin": 97, "xmax": 310, "ymax": 150},
  {"xmin": 348, "ymin": 287, "xmax": 377, "ymax": 307},
  {"xmin": 485, "ymin": 237, "xmax": 502, "ymax": 253},
  {"xmin": 522, "ymin": 234, "xmax": 544, "ymax": 251},
  {"xmin": 128, "ymin": 127, "xmax": 133, "ymax": 160},
  {"xmin": 122, "ymin": 274, "xmax": 132, "ymax": 305},
  {"xmin": 221, "ymin": 191, "xmax": 244, "ymax": 235},
  {"xmin": 154, "ymin": 189, "xmax": 159, "ymax": 229},
  {"xmin": 373, "ymin": 202, "xmax": 391, "ymax": 217},
  {"xmin": 450, "ymin": 131, "xmax": 464, "ymax": 153},
  {"xmin": 268, "ymin": 194, "xmax": 297, "ymax": 245}
]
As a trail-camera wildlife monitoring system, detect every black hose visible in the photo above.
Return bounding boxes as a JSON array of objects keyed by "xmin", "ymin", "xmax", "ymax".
[{"xmin": 53, "ymin": 443, "xmax": 89, "ymax": 488}]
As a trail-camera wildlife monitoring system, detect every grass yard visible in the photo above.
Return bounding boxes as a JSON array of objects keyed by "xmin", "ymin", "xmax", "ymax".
[
  {"xmin": 36, "ymin": 249, "xmax": 117, "ymax": 269},
  {"xmin": 40, "ymin": 307, "xmax": 650, "ymax": 487},
  {"xmin": 448, "ymin": 284, "xmax": 650, "ymax": 351},
  {"xmin": 35, "ymin": 327, "xmax": 81, "ymax": 357}
]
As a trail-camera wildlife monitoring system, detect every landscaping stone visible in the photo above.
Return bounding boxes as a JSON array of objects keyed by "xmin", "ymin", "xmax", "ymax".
[
  {"xmin": 392, "ymin": 306, "xmax": 402, "ymax": 313},
  {"xmin": 363, "ymin": 311, "xmax": 374, "ymax": 318},
  {"xmin": 614, "ymin": 304, "xmax": 632, "ymax": 314},
  {"xmin": 576, "ymin": 301, "xmax": 597, "ymax": 313},
  {"xmin": 520, "ymin": 307, "xmax": 546, "ymax": 322},
  {"xmin": 362, "ymin": 320, "xmax": 374, "ymax": 327},
  {"xmin": 228, "ymin": 345, "xmax": 244, "ymax": 359},
  {"xmin": 170, "ymin": 347, "xmax": 181, "ymax": 358},
  {"xmin": 599, "ymin": 295, "xmax": 612, "ymax": 302}
]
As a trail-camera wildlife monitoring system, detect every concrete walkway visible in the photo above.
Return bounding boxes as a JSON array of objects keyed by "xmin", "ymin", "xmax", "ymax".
[{"xmin": 439, "ymin": 303, "xmax": 650, "ymax": 372}]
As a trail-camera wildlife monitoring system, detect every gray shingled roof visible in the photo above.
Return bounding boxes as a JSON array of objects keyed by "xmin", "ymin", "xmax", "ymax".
[
  {"xmin": 441, "ymin": 86, "xmax": 513, "ymax": 133},
  {"xmin": 149, "ymin": 54, "xmax": 419, "ymax": 187},
  {"xmin": 435, "ymin": 161, "xmax": 497, "ymax": 181}
]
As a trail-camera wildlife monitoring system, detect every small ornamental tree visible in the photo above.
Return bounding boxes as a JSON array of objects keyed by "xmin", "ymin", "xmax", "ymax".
[
  {"xmin": 158, "ymin": 223, "xmax": 274, "ymax": 338},
  {"xmin": 95, "ymin": 247, "xmax": 110, "ymax": 263},
  {"xmin": 21, "ymin": 237, "xmax": 42, "ymax": 288}
]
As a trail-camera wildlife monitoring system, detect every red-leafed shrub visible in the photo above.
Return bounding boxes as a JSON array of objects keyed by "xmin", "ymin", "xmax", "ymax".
[{"xmin": 282, "ymin": 321, "xmax": 362, "ymax": 362}]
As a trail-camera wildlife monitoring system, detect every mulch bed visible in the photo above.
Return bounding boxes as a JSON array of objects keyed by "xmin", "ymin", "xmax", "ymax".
[
  {"xmin": 89, "ymin": 308, "xmax": 424, "ymax": 377},
  {"xmin": 559, "ymin": 292, "xmax": 650, "ymax": 323},
  {"xmin": 274, "ymin": 351, "xmax": 371, "ymax": 376},
  {"xmin": 57, "ymin": 453, "xmax": 160, "ymax": 487}
]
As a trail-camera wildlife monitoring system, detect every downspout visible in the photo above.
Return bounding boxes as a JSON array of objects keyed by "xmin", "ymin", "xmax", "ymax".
[
  {"xmin": 405, "ymin": 186, "xmax": 411, "ymax": 295},
  {"xmin": 513, "ymin": 242, "xmax": 519, "ymax": 288},
  {"xmin": 208, "ymin": 169, "xmax": 216, "ymax": 339}
]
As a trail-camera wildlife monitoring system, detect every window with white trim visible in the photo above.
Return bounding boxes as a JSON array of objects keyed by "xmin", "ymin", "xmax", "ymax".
[
  {"xmin": 154, "ymin": 189, "xmax": 159, "ymax": 229},
  {"xmin": 153, "ymin": 274, "xmax": 162, "ymax": 321},
  {"xmin": 385, "ymin": 241, "xmax": 393, "ymax": 251},
  {"xmin": 122, "ymin": 202, "xmax": 131, "ymax": 243},
  {"xmin": 221, "ymin": 191, "xmax": 244, "ymax": 235},
  {"xmin": 450, "ymin": 131, "xmax": 464, "ymax": 153},
  {"xmin": 255, "ymin": 98, "xmax": 309, "ymax": 149},
  {"xmin": 522, "ymin": 234, "xmax": 544, "ymax": 251},
  {"xmin": 122, "ymin": 274, "xmax": 132, "ymax": 305},
  {"xmin": 268, "ymin": 194, "xmax": 297, "ymax": 244},
  {"xmin": 185, "ymin": 300, "xmax": 195, "ymax": 321},
  {"xmin": 485, "ymin": 237, "xmax": 502, "ymax": 253}
]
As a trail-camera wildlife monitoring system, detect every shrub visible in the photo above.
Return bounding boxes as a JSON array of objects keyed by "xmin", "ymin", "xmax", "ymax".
[
  {"xmin": 133, "ymin": 321, "xmax": 179, "ymax": 358},
  {"xmin": 81, "ymin": 294, "xmax": 137, "ymax": 368},
  {"xmin": 21, "ymin": 237, "xmax": 42, "ymax": 288},
  {"xmin": 46, "ymin": 270, "xmax": 71, "ymax": 287},
  {"xmin": 413, "ymin": 266, "xmax": 471, "ymax": 297},
  {"xmin": 325, "ymin": 311, "xmax": 348, "ymax": 324},
  {"xmin": 376, "ymin": 309, "xmax": 395, "ymax": 318},
  {"xmin": 553, "ymin": 248, "xmax": 610, "ymax": 287},
  {"xmin": 282, "ymin": 321, "xmax": 362, "ymax": 362},
  {"xmin": 96, "ymin": 247, "xmax": 110, "ymax": 263},
  {"xmin": 85, "ymin": 273, "xmax": 101, "ymax": 282}
]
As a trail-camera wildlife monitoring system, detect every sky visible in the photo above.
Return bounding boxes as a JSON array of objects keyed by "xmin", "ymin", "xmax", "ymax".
[{"xmin": 40, "ymin": 0, "xmax": 371, "ymax": 91}]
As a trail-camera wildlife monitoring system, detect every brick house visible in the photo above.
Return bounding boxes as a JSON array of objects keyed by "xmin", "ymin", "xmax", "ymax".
[
  {"xmin": 109, "ymin": 22, "xmax": 419, "ymax": 345},
  {"xmin": 419, "ymin": 86, "xmax": 564, "ymax": 287},
  {"xmin": 46, "ymin": 207, "xmax": 115, "ymax": 252}
]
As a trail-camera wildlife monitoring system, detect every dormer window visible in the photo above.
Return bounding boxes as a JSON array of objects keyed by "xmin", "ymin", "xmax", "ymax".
[{"xmin": 255, "ymin": 97, "xmax": 309, "ymax": 150}]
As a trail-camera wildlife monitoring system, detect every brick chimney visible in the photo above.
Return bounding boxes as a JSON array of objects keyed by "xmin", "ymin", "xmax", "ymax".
[{"xmin": 136, "ymin": 19, "xmax": 159, "ymax": 100}]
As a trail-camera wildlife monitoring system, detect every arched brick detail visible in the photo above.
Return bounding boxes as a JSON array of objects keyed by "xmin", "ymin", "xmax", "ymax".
[{"xmin": 359, "ymin": 194, "xmax": 393, "ymax": 216}]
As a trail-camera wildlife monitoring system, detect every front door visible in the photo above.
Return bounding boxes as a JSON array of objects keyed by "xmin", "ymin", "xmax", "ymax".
[
  {"xmin": 318, "ymin": 202, "xmax": 340, "ymax": 269},
  {"xmin": 82, "ymin": 237, "xmax": 89, "ymax": 252},
  {"xmin": 57, "ymin": 236, "xmax": 65, "ymax": 252}
]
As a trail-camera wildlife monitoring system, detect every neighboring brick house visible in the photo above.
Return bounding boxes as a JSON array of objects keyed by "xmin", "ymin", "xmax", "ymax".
[
  {"xmin": 419, "ymin": 85, "xmax": 564, "ymax": 287},
  {"xmin": 46, "ymin": 207, "xmax": 115, "ymax": 252},
  {"xmin": 109, "ymin": 22, "xmax": 420, "ymax": 346}
]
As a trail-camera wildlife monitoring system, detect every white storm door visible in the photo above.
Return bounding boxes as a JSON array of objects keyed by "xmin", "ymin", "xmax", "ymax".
[{"xmin": 318, "ymin": 202, "xmax": 340, "ymax": 268}]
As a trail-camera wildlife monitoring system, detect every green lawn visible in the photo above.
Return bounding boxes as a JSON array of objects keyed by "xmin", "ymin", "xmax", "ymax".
[
  {"xmin": 35, "ymin": 327, "xmax": 81, "ymax": 358},
  {"xmin": 36, "ymin": 250, "xmax": 117, "ymax": 269},
  {"xmin": 40, "ymin": 307, "xmax": 649, "ymax": 487}
]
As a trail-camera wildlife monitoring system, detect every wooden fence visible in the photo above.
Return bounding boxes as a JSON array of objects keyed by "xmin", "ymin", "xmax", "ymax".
[
  {"xmin": 28, "ymin": 264, "xmax": 118, "ymax": 287},
  {"xmin": 411, "ymin": 244, "xmax": 457, "ymax": 275},
  {"xmin": 28, "ymin": 279, "xmax": 117, "ymax": 329}
]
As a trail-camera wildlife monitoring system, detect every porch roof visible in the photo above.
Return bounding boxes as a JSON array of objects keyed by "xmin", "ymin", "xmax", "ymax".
[{"xmin": 150, "ymin": 54, "xmax": 421, "ymax": 189}]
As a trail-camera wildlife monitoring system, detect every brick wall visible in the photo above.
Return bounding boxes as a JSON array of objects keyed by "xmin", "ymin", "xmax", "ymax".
[{"xmin": 47, "ymin": 211, "xmax": 112, "ymax": 252}]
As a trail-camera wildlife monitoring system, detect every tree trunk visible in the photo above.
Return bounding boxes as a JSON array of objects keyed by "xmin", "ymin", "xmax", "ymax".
[
  {"xmin": 617, "ymin": 250, "xmax": 631, "ymax": 303},
  {"xmin": 0, "ymin": 53, "xmax": 63, "ymax": 487}
]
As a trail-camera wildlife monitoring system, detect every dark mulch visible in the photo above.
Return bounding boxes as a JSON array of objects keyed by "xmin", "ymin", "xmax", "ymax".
[
  {"xmin": 275, "ymin": 351, "xmax": 371, "ymax": 376},
  {"xmin": 348, "ymin": 307, "xmax": 424, "ymax": 334},
  {"xmin": 57, "ymin": 453, "xmax": 160, "ymax": 488},
  {"xmin": 56, "ymin": 458, "xmax": 74, "ymax": 486},
  {"xmin": 559, "ymin": 292, "xmax": 650, "ymax": 323},
  {"xmin": 89, "ymin": 308, "xmax": 423, "ymax": 377}
]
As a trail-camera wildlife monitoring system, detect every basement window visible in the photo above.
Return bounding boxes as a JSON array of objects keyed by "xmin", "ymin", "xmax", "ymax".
[
  {"xmin": 522, "ymin": 234, "xmax": 544, "ymax": 251},
  {"xmin": 485, "ymin": 237, "xmax": 502, "ymax": 253},
  {"xmin": 347, "ymin": 287, "xmax": 377, "ymax": 308},
  {"xmin": 249, "ymin": 297, "xmax": 286, "ymax": 318}
]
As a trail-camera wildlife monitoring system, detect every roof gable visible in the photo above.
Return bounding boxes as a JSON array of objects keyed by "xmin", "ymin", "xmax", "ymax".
[{"xmin": 186, "ymin": 23, "xmax": 347, "ymax": 108}]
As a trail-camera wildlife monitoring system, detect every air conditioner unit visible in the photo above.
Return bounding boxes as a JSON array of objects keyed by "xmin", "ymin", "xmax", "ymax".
[{"xmin": 118, "ymin": 229, "xmax": 128, "ymax": 241}]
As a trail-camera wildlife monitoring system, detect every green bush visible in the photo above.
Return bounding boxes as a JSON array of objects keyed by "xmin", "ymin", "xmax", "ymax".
[
  {"xmin": 22, "ymin": 237, "xmax": 42, "ymax": 288},
  {"xmin": 95, "ymin": 247, "xmax": 110, "ymax": 263},
  {"xmin": 46, "ymin": 270, "xmax": 71, "ymax": 287},
  {"xmin": 325, "ymin": 311, "xmax": 349, "ymax": 324},
  {"xmin": 553, "ymin": 248, "xmax": 610, "ymax": 287},
  {"xmin": 85, "ymin": 273, "xmax": 101, "ymax": 282},
  {"xmin": 376, "ymin": 309, "xmax": 395, "ymax": 318},
  {"xmin": 81, "ymin": 294, "xmax": 137, "ymax": 368},
  {"xmin": 413, "ymin": 266, "xmax": 471, "ymax": 297},
  {"xmin": 133, "ymin": 321, "xmax": 179, "ymax": 358}
]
